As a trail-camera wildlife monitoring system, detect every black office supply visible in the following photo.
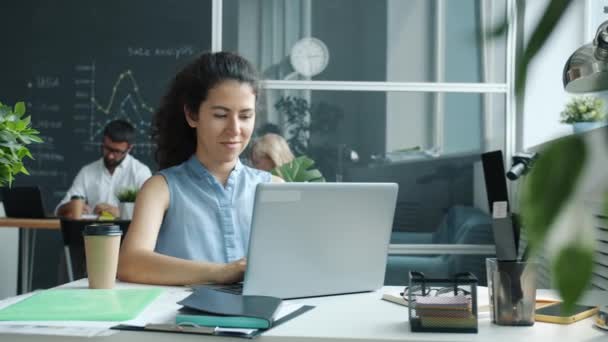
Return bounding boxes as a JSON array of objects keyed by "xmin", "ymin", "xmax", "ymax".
[
  {"xmin": 177, "ymin": 287, "xmax": 282, "ymax": 329},
  {"xmin": 481, "ymin": 151, "xmax": 520, "ymax": 258},
  {"xmin": 480, "ymin": 151, "xmax": 510, "ymax": 214},
  {"xmin": 491, "ymin": 202, "xmax": 518, "ymax": 261},
  {"xmin": 407, "ymin": 271, "xmax": 478, "ymax": 333},
  {"xmin": 2, "ymin": 186, "xmax": 52, "ymax": 218}
]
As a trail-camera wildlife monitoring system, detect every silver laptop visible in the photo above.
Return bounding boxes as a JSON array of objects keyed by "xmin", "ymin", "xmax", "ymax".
[{"xmin": 239, "ymin": 182, "xmax": 398, "ymax": 299}]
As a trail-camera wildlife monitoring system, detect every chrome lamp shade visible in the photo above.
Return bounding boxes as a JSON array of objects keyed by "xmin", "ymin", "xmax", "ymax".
[{"xmin": 563, "ymin": 21, "xmax": 608, "ymax": 93}]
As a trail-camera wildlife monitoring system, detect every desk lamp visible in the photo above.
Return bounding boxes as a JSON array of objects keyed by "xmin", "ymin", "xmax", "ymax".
[
  {"xmin": 508, "ymin": 20, "xmax": 608, "ymax": 179},
  {"xmin": 563, "ymin": 20, "xmax": 608, "ymax": 92}
]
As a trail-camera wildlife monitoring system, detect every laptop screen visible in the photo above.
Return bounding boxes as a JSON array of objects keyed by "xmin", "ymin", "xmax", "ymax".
[
  {"xmin": 242, "ymin": 182, "xmax": 398, "ymax": 299},
  {"xmin": 2, "ymin": 186, "xmax": 49, "ymax": 218}
]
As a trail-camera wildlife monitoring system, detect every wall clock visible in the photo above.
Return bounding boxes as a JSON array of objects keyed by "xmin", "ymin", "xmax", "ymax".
[{"xmin": 290, "ymin": 37, "xmax": 330, "ymax": 77}]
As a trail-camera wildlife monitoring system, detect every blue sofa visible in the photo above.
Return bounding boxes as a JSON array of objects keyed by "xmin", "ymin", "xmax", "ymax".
[{"xmin": 384, "ymin": 206, "xmax": 494, "ymax": 286}]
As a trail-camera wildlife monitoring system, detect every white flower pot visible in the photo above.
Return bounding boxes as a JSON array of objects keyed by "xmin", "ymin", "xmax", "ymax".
[
  {"xmin": 119, "ymin": 202, "xmax": 135, "ymax": 220},
  {"xmin": 572, "ymin": 121, "xmax": 606, "ymax": 134}
]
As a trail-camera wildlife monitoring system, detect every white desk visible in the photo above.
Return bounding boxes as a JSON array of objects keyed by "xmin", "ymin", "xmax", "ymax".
[{"xmin": 0, "ymin": 280, "xmax": 606, "ymax": 342}]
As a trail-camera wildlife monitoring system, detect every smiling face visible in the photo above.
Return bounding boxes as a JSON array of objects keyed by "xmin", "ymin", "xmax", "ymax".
[{"xmin": 185, "ymin": 80, "xmax": 256, "ymax": 170}]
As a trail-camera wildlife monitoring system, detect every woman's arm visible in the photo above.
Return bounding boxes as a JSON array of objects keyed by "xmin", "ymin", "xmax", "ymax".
[{"xmin": 117, "ymin": 175, "xmax": 245, "ymax": 285}]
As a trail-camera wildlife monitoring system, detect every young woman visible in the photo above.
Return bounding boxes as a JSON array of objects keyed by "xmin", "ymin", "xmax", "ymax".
[
  {"xmin": 250, "ymin": 133, "xmax": 295, "ymax": 171},
  {"xmin": 118, "ymin": 52, "xmax": 282, "ymax": 285}
]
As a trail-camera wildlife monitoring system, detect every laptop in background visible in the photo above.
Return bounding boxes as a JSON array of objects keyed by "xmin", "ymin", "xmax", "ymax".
[
  {"xmin": 2, "ymin": 186, "xmax": 53, "ymax": 218},
  {"xmin": 232, "ymin": 182, "xmax": 398, "ymax": 299}
]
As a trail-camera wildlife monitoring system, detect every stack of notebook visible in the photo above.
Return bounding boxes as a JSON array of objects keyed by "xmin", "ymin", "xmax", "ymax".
[
  {"xmin": 137, "ymin": 286, "xmax": 315, "ymax": 338},
  {"xmin": 176, "ymin": 287, "xmax": 283, "ymax": 329},
  {"xmin": 414, "ymin": 295, "xmax": 476, "ymax": 329}
]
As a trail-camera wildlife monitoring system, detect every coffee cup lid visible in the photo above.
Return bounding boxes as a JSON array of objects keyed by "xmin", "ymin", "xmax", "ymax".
[{"xmin": 83, "ymin": 224, "xmax": 122, "ymax": 236}]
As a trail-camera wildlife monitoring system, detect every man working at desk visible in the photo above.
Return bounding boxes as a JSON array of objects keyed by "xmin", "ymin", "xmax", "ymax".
[{"xmin": 55, "ymin": 119, "xmax": 152, "ymax": 219}]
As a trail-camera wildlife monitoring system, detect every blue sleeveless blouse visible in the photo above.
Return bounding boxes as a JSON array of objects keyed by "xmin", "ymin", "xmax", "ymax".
[{"xmin": 155, "ymin": 156, "xmax": 271, "ymax": 263}]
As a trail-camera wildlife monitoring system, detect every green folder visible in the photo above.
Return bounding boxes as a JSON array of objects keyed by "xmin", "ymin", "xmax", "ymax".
[
  {"xmin": 176, "ymin": 310, "xmax": 271, "ymax": 329},
  {"xmin": 0, "ymin": 288, "xmax": 163, "ymax": 321}
]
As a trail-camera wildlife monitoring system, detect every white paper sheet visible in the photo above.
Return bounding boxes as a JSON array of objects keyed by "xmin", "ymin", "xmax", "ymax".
[
  {"xmin": 0, "ymin": 324, "xmax": 116, "ymax": 337},
  {"xmin": 0, "ymin": 281, "xmax": 189, "ymax": 336}
]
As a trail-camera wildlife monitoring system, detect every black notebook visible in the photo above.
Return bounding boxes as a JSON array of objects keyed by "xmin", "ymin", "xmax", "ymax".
[{"xmin": 176, "ymin": 287, "xmax": 282, "ymax": 329}]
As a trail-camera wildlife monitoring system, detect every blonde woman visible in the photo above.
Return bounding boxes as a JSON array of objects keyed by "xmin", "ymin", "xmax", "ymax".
[{"xmin": 250, "ymin": 133, "xmax": 295, "ymax": 171}]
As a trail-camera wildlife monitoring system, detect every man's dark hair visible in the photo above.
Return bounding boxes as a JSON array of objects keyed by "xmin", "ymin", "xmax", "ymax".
[{"xmin": 103, "ymin": 120, "xmax": 136, "ymax": 144}]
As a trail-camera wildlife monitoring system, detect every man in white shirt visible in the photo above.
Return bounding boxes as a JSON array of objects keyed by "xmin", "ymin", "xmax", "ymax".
[{"xmin": 56, "ymin": 120, "xmax": 152, "ymax": 218}]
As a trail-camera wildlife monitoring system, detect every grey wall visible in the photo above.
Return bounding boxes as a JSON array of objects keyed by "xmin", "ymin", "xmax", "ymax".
[
  {"xmin": 386, "ymin": 0, "xmax": 434, "ymax": 152},
  {"xmin": 443, "ymin": 0, "xmax": 483, "ymax": 153}
]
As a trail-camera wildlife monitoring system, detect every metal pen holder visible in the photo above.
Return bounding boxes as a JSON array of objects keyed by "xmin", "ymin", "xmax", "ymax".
[
  {"xmin": 407, "ymin": 271, "xmax": 478, "ymax": 333},
  {"xmin": 486, "ymin": 258, "xmax": 537, "ymax": 326}
]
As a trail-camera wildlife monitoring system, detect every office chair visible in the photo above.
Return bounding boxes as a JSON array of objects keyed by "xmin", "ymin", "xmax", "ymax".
[{"xmin": 59, "ymin": 218, "xmax": 130, "ymax": 282}]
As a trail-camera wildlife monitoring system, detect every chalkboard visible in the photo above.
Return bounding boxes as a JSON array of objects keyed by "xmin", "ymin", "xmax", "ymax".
[{"xmin": 1, "ymin": 1, "xmax": 212, "ymax": 209}]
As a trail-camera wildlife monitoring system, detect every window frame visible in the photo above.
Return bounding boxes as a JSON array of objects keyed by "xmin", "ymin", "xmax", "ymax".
[{"xmin": 212, "ymin": 0, "xmax": 519, "ymax": 256}]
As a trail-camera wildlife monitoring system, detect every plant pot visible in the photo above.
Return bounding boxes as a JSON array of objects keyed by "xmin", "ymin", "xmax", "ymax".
[
  {"xmin": 119, "ymin": 202, "xmax": 134, "ymax": 220},
  {"xmin": 572, "ymin": 121, "xmax": 606, "ymax": 134}
]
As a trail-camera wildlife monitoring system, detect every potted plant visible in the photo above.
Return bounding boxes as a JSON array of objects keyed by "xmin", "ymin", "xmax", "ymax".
[
  {"xmin": 560, "ymin": 96, "xmax": 607, "ymax": 133},
  {"xmin": 272, "ymin": 156, "xmax": 325, "ymax": 182},
  {"xmin": 0, "ymin": 101, "xmax": 42, "ymax": 187},
  {"xmin": 274, "ymin": 96, "xmax": 344, "ymax": 180},
  {"xmin": 116, "ymin": 187, "xmax": 138, "ymax": 220}
]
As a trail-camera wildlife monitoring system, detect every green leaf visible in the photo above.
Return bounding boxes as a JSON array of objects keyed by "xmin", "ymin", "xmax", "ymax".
[
  {"xmin": 11, "ymin": 162, "xmax": 23, "ymax": 174},
  {"xmin": 0, "ymin": 100, "xmax": 42, "ymax": 186},
  {"xmin": 15, "ymin": 120, "xmax": 26, "ymax": 131},
  {"xmin": 13, "ymin": 102, "xmax": 26, "ymax": 116},
  {"xmin": 520, "ymin": 135, "xmax": 586, "ymax": 250},
  {"xmin": 516, "ymin": 0, "xmax": 574, "ymax": 95},
  {"xmin": 0, "ymin": 131, "xmax": 17, "ymax": 143},
  {"xmin": 552, "ymin": 245, "xmax": 593, "ymax": 314},
  {"xmin": 605, "ymin": 192, "xmax": 608, "ymax": 220},
  {"xmin": 116, "ymin": 187, "xmax": 139, "ymax": 202},
  {"xmin": 271, "ymin": 156, "xmax": 325, "ymax": 183},
  {"xmin": 27, "ymin": 135, "xmax": 43, "ymax": 143}
]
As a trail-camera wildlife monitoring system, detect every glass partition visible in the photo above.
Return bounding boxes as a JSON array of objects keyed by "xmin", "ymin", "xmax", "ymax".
[{"xmin": 224, "ymin": 0, "xmax": 508, "ymax": 83}]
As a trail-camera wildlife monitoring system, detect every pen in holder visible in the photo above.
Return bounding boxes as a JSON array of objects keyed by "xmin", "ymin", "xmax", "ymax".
[
  {"xmin": 407, "ymin": 271, "xmax": 478, "ymax": 333},
  {"xmin": 486, "ymin": 258, "xmax": 537, "ymax": 326}
]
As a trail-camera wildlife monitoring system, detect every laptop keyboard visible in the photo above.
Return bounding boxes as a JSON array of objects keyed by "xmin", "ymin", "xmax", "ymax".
[{"xmin": 215, "ymin": 283, "xmax": 243, "ymax": 295}]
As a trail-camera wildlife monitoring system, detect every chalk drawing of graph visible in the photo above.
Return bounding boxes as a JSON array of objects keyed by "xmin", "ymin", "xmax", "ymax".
[{"xmin": 75, "ymin": 62, "xmax": 154, "ymax": 146}]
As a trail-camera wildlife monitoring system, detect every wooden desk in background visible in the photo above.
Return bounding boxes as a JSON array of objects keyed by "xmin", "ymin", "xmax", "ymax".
[{"xmin": 0, "ymin": 218, "xmax": 60, "ymax": 294}]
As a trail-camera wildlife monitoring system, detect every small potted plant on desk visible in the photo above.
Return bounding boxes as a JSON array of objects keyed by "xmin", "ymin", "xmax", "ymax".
[
  {"xmin": 116, "ymin": 187, "xmax": 138, "ymax": 220},
  {"xmin": 560, "ymin": 95, "xmax": 607, "ymax": 134}
]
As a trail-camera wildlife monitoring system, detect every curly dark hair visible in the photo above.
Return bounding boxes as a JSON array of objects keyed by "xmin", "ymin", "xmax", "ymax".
[{"xmin": 152, "ymin": 51, "xmax": 260, "ymax": 170}]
